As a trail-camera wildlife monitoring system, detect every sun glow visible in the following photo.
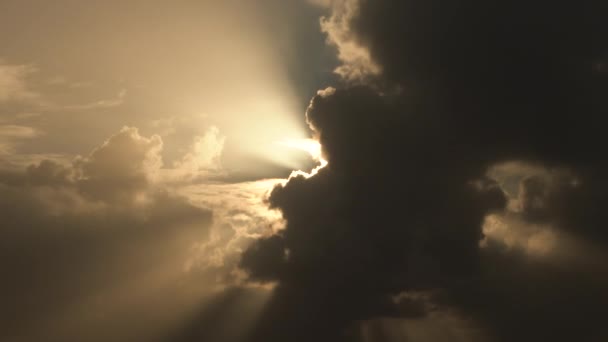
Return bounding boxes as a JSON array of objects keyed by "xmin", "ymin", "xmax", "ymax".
[
  {"xmin": 278, "ymin": 138, "xmax": 323, "ymax": 161},
  {"xmin": 278, "ymin": 138, "xmax": 328, "ymax": 179}
]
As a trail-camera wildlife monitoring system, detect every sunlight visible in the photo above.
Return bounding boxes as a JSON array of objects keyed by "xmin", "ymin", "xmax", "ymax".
[
  {"xmin": 278, "ymin": 138, "xmax": 323, "ymax": 161},
  {"xmin": 278, "ymin": 138, "xmax": 328, "ymax": 179}
]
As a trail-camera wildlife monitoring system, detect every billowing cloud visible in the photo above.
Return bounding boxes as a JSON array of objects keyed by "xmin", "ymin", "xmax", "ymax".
[
  {"xmin": 0, "ymin": 121, "xmax": 293, "ymax": 342},
  {"xmin": 168, "ymin": 126, "xmax": 227, "ymax": 182},
  {"xmin": 241, "ymin": 86, "xmax": 507, "ymax": 341},
  {"xmin": 239, "ymin": 1, "xmax": 608, "ymax": 341},
  {"xmin": 0, "ymin": 127, "xmax": 215, "ymax": 342},
  {"xmin": 4, "ymin": 1, "xmax": 608, "ymax": 341},
  {"xmin": 319, "ymin": 0, "xmax": 380, "ymax": 82},
  {"xmin": 72, "ymin": 126, "xmax": 163, "ymax": 201}
]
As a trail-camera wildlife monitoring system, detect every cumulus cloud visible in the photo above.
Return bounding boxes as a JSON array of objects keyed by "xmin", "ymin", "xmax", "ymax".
[
  {"xmin": 239, "ymin": 1, "xmax": 608, "ymax": 341},
  {"xmin": 72, "ymin": 126, "xmax": 164, "ymax": 201},
  {"xmin": 179, "ymin": 179, "xmax": 285, "ymax": 288},
  {"xmin": 0, "ymin": 122, "xmax": 292, "ymax": 342},
  {"xmin": 241, "ymin": 87, "xmax": 507, "ymax": 341},
  {"xmin": 169, "ymin": 126, "xmax": 227, "ymax": 182},
  {"xmin": 0, "ymin": 127, "xmax": 217, "ymax": 342},
  {"xmin": 4, "ymin": 1, "xmax": 608, "ymax": 341}
]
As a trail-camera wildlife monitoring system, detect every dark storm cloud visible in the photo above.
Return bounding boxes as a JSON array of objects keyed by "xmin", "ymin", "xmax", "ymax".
[
  {"xmin": 516, "ymin": 168, "xmax": 608, "ymax": 245},
  {"xmin": 240, "ymin": 1, "xmax": 608, "ymax": 341},
  {"xmin": 242, "ymin": 87, "xmax": 507, "ymax": 342}
]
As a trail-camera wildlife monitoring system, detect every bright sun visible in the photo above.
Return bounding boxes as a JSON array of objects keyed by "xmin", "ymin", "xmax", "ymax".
[{"xmin": 278, "ymin": 138, "xmax": 328, "ymax": 178}]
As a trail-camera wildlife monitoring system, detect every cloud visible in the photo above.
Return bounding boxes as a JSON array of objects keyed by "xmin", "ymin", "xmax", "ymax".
[
  {"xmin": 240, "ymin": 87, "xmax": 507, "ymax": 341},
  {"xmin": 3, "ymin": 1, "xmax": 608, "ymax": 341},
  {"xmin": 0, "ymin": 61, "xmax": 38, "ymax": 102},
  {"xmin": 319, "ymin": 0, "xmax": 380, "ymax": 82},
  {"xmin": 0, "ymin": 58, "xmax": 125, "ymax": 113},
  {"xmin": 179, "ymin": 178, "xmax": 285, "ymax": 288},
  {"xmin": 168, "ymin": 126, "xmax": 226, "ymax": 182},
  {"xmin": 239, "ymin": 1, "xmax": 608, "ymax": 341},
  {"xmin": 481, "ymin": 213, "xmax": 558, "ymax": 256},
  {"xmin": 54, "ymin": 88, "xmax": 127, "ymax": 111},
  {"xmin": 0, "ymin": 127, "xmax": 216, "ymax": 342},
  {"xmin": 0, "ymin": 123, "xmax": 290, "ymax": 342},
  {"xmin": 0, "ymin": 124, "xmax": 40, "ymax": 155},
  {"xmin": 73, "ymin": 126, "xmax": 163, "ymax": 202},
  {"xmin": 0, "ymin": 124, "xmax": 38, "ymax": 138}
]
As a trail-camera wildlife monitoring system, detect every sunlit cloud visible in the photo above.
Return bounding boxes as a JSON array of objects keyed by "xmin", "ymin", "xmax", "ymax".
[
  {"xmin": 278, "ymin": 138, "xmax": 324, "ymax": 162},
  {"xmin": 481, "ymin": 213, "xmax": 558, "ymax": 256},
  {"xmin": 278, "ymin": 138, "xmax": 328, "ymax": 179},
  {"xmin": 319, "ymin": 0, "xmax": 381, "ymax": 81}
]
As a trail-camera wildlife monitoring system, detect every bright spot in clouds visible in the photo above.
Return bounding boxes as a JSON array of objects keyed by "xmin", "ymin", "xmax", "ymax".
[
  {"xmin": 278, "ymin": 138, "xmax": 328, "ymax": 178},
  {"xmin": 278, "ymin": 138, "xmax": 323, "ymax": 162}
]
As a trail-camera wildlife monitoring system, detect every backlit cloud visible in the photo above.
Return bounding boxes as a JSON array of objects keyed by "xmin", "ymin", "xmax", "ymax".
[{"xmin": 3, "ymin": 1, "xmax": 608, "ymax": 341}]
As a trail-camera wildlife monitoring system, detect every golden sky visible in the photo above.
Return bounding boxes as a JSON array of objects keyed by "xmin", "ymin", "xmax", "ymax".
[
  {"xmin": 0, "ymin": 0, "xmax": 334, "ymax": 177},
  {"xmin": 0, "ymin": 1, "xmax": 334, "ymax": 340},
  {"xmin": 3, "ymin": 1, "xmax": 608, "ymax": 342}
]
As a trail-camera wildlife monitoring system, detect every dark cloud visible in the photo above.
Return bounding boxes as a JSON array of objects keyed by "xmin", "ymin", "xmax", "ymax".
[
  {"xmin": 240, "ymin": 1, "xmax": 608, "ymax": 341},
  {"xmin": 516, "ymin": 168, "xmax": 608, "ymax": 245},
  {"xmin": 241, "ymin": 87, "xmax": 506, "ymax": 341},
  {"xmin": 4, "ymin": 1, "xmax": 608, "ymax": 341}
]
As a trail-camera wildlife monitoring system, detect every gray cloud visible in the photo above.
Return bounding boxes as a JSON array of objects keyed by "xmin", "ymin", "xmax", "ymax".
[
  {"xmin": 0, "ymin": 123, "xmax": 290, "ymax": 342},
  {"xmin": 239, "ymin": 1, "xmax": 608, "ymax": 341},
  {"xmin": 319, "ymin": 0, "xmax": 381, "ymax": 82},
  {"xmin": 0, "ymin": 127, "xmax": 216, "ymax": 342}
]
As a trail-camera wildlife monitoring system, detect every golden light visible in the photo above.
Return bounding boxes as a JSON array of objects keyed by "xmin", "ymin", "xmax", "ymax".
[
  {"xmin": 278, "ymin": 138, "xmax": 323, "ymax": 161},
  {"xmin": 277, "ymin": 138, "xmax": 328, "ymax": 179}
]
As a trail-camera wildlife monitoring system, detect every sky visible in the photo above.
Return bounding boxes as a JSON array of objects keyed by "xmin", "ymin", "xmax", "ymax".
[{"xmin": 2, "ymin": 1, "xmax": 608, "ymax": 342}]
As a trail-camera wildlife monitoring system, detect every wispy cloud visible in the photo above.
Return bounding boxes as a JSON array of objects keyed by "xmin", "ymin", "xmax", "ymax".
[
  {"xmin": 0, "ymin": 124, "xmax": 40, "ymax": 156},
  {"xmin": 0, "ymin": 124, "xmax": 38, "ymax": 138},
  {"xmin": 0, "ymin": 59, "xmax": 126, "ymax": 112},
  {"xmin": 47, "ymin": 88, "xmax": 127, "ymax": 111},
  {"xmin": 0, "ymin": 61, "xmax": 38, "ymax": 102}
]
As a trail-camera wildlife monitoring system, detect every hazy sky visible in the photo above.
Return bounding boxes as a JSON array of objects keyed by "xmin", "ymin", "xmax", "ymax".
[
  {"xmin": 0, "ymin": 0, "xmax": 335, "ymax": 176},
  {"xmin": 2, "ymin": 1, "xmax": 608, "ymax": 342}
]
